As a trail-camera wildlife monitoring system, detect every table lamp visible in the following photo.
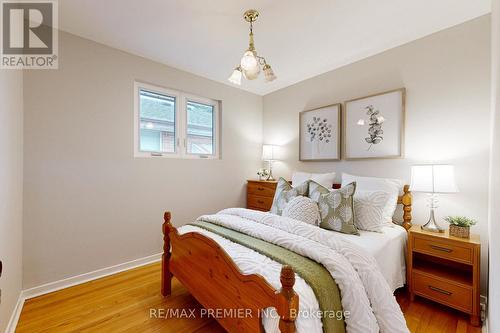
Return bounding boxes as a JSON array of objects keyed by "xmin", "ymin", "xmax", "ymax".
[
  {"xmin": 410, "ymin": 164, "xmax": 459, "ymax": 233},
  {"xmin": 262, "ymin": 144, "xmax": 280, "ymax": 181}
]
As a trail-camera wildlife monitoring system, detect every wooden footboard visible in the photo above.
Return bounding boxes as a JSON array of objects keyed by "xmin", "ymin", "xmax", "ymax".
[{"xmin": 162, "ymin": 212, "xmax": 299, "ymax": 333}]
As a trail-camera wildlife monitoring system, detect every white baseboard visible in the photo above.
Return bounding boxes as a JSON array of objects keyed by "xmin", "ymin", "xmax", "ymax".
[
  {"xmin": 22, "ymin": 253, "xmax": 162, "ymax": 300},
  {"xmin": 5, "ymin": 253, "xmax": 162, "ymax": 333},
  {"xmin": 5, "ymin": 292, "xmax": 25, "ymax": 333}
]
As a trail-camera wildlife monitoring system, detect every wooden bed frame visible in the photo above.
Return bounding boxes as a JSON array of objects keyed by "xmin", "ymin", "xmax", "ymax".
[{"xmin": 162, "ymin": 185, "xmax": 412, "ymax": 333}]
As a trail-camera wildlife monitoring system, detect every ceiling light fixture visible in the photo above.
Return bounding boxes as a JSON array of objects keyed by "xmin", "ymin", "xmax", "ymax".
[{"xmin": 228, "ymin": 9, "xmax": 276, "ymax": 85}]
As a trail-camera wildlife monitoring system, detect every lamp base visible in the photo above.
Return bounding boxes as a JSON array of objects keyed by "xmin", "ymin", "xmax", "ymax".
[
  {"xmin": 421, "ymin": 208, "xmax": 445, "ymax": 233},
  {"xmin": 265, "ymin": 160, "xmax": 275, "ymax": 181},
  {"xmin": 265, "ymin": 170, "xmax": 275, "ymax": 181}
]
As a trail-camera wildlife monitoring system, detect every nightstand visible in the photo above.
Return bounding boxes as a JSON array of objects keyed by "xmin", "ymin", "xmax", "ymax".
[
  {"xmin": 407, "ymin": 225, "xmax": 481, "ymax": 326},
  {"xmin": 246, "ymin": 180, "xmax": 277, "ymax": 211}
]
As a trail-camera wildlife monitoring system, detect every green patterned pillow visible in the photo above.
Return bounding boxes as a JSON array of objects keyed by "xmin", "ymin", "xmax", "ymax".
[
  {"xmin": 270, "ymin": 177, "xmax": 309, "ymax": 215},
  {"xmin": 309, "ymin": 181, "xmax": 359, "ymax": 235},
  {"xmin": 308, "ymin": 180, "xmax": 331, "ymax": 202}
]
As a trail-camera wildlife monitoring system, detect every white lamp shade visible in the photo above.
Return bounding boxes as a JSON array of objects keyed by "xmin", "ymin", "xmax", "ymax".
[
  {"xmin": 262, "ymin": 144, "xmax": 280, "ymax": 161},
  {"xmin": 263, "ymin": 65, "xmax": 277, "ymax": 82},
  {"xmin": 228, "ymin": 67, "xmax": 242, "ymax": 85},
  {"xmin": 243, "ymin": 65, "xmax": 260, "ymax": 80},
  {"xmin": 240, "ymin": 50, "xmax": 259, "ymax": 71},
  {"xmin": 410, "ymin": 164, "xmax": 459, "ymax": 193}
]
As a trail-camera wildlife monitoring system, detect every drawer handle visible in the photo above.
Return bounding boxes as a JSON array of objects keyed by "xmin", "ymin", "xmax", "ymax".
[
  {"xmin": 428, "ymin": 285, "xmax": 453, "ymax": 296},
  {"xmin": 257, "ymin": 200, "xmax": 265, "ymax": 204},
  {"xmin": 257, "ymin": 187, "xmax": 265, "ymax": 191},
  {"xmin": 430, "ymin": 245, "xmax": 453, "ymax": 253}
]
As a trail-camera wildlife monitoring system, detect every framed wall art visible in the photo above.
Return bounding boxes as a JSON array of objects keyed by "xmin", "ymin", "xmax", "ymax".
[
  {"xmin": 344, "ymin": 88, "xmax": 405, "ymax": 160},
  {"xmin": 299, "ymin": 103, "xmax": 341, "ymax": 161}
]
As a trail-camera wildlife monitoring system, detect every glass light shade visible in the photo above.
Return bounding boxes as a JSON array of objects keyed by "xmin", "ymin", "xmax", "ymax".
[
  {"xmin": 262, "ymin": 144, "xmax": 280, "ymax": 161},
  {"xmin": 263, "ymin": 65, "xmax": 276, "ymax": 82},
  {"xmin": 240, "ymin": 50, "xmax": 259, "ymax": 71},
  {"xmin": 228, "ymin": 67, "xmax": 242, "ymax": 85},
  {"xmin": 243, "ymin": 65, "xmax": 260, "ymax": 80},
  {"xmin": 410, "ymin": 164, "xmax": 459, "ymax": 193}
]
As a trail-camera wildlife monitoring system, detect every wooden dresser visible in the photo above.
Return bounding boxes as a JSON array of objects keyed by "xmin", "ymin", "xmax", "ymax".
[
  {"xmin": 407, "ymin": 225, "xmax": 481, "ymax": 326},
  {"xmin": 246, "ymin": 180, "xmax": 277, "ymax": 211}
]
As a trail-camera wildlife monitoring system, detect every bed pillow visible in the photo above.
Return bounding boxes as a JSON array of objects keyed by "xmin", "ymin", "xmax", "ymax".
[
  {"xmin": 282, "ymin": 196, "xmax": 321, "ymax": 226},
  {"xmin": 270, "ymin": 177, "xmax": 309, "ymax": 216},
  {"xmin": 292, "ymin": 171, "xmax": 336, "ymax": 189},
  {"xmin": 354, "ymin": 190, "xmax": 392, "ymax": 232},
  {"xmin": 342, "ymin": 173, "xmax": 403, "ymax": 225},
  {"xmin": 309, "ymin": 181, "xmax": 359, "ymax": 235},
  {"xmin": 308, "ymin": 179, "xmax": 331, "ymax": 202}
]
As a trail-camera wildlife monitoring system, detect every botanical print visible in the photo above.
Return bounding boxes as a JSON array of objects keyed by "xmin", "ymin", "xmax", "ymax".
[
  {"xmin": 364, "ymin": 105, "xmax": 385, "ymax": 150},
  {"xmin": 300, "ymin": 104, "xmax": 340, "ymax": 161},
  {"xmin": 306, "ymin": 116, "xmax": 333, "ymax": 156},
  {"xmin": 307, "ymin": 117, "xmax": 333, "ymax": 146},
  {"xmin": 344, "ymin": 89, "xmax": 405, "ymax": 159}
]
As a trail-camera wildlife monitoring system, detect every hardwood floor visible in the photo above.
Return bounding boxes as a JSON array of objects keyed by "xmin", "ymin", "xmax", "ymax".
[{"xmin": 16, "ymin": 262, "xmax": 482, "ymax": 333}]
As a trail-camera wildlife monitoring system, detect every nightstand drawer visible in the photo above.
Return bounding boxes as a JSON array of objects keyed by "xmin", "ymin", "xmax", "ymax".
[
  {"xmin": 413, "ymin": 237, "xmax": 473, "ymax": 264},
  {"xmin": 413, "ymin": 271, "xmax": 472, "ymax": 313},
  {"xmin": 247, "ymin": 182, "xmax": 276, "ymax": 197},
  {"xmin": 247, "ymin": 194, "xmax": 273, "ymax": 211}
]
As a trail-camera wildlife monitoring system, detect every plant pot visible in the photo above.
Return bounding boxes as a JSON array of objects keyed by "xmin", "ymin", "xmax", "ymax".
[{"xmin": 449, "ymin": 224, "xmax": 470, "ymax": 238}]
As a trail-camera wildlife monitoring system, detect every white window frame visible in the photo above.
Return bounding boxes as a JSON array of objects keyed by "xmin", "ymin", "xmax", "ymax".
[
  {"xmin": 183, "ymin": 93, "xmax": 220, "ymax": 159},
  {"xmin": 134, "ymin": 81, "xmax": 220, "ymax": 159}
]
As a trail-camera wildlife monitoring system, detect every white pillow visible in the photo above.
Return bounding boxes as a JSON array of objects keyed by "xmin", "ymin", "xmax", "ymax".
[
  {"xmin": 292, "ymin": 171, "xmax": 336, "ymax": 189},
  {"xmin": 291, "ymin": 171, "xmax": 311, "ymax": 186},
  {"xmin": 282, "ymin": 196, "xmax": 321, "ymax": 226},
  {"xmin": 354, "ymin": 191, "xmax": 392, "ymax": 232},
  {"xmin": 342, "ymin": 173, "xmax": 403, "ymax": 224}
]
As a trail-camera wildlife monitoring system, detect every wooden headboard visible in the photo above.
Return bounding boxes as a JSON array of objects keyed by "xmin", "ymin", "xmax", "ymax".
[{"xmin": 332, "ymin": 183, "xmax": 412, "ymax": 230}]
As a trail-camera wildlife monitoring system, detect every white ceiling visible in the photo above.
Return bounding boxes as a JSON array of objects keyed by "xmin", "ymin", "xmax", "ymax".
[{"xmin": 59, "ymin": 1, "xmax": 491, "ymax": 95}]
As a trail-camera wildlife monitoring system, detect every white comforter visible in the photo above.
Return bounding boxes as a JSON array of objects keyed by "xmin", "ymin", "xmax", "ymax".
[{"xmin": 178, "ymin": 208, "xmax": 409, "ymax": 333}]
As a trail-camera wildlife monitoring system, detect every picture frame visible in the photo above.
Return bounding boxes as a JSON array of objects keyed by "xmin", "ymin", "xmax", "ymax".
[
  {"xmin": 299, "ymin": 103, "xmax": 341, "ymax": 161},
  {"xmin": 343, "ymin": 88, "xmax": 405, "ymax": 160}
]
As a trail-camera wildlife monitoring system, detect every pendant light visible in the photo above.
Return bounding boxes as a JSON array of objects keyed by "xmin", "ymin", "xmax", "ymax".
[{"xmin": 228, "ymin": 9, "xmax": 276, "ymax": 85}]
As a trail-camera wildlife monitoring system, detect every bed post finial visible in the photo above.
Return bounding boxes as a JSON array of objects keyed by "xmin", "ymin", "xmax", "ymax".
[
  {"xmin": 162, "ymin": 211, "xmax": 173, "ymax": 296},
  {"xmin": 402, "ymin": 185, "xmax": 412, "ymax": 230},
  {"xmin": 277, "ymin": 265, "xmax": 299, "ymax": 333},
  {"xmin": 164, "ymin": 211, "xmax": 171, "ymax": 224}
]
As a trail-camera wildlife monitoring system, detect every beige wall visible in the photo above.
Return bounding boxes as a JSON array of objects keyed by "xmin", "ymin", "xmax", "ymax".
[
  {"xmin": 263, "ymin": 16, "xmax": 491, "ymax": 292},
  {"xmin": 22, "ymin": 32, "xmax": 263, "ymax": 288},
  {"xmin": 488, "ymin": 0, "xmax": 500, "ymax": 331},
  {"xmin": 0, "ymin": 71, "xmax": 23, "ymax": 331}
]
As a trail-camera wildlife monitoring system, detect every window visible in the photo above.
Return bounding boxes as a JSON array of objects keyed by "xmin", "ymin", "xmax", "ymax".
[
  {"xmin": 186, "ymin": 100, "xmax": 215, "ymax": 155},
  {"xmin": 139, "ymin": 90, "xmax": 176, "ymax": 153},
  {"xmin": 134, "ymin": 82, "xmax": 219, "ymax": 159}
]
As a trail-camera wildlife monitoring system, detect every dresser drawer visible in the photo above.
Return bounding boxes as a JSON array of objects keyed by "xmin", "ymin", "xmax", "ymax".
[
  {"xmin": 247, "ymin": 182, "xmax": 277, "ymax": 197},
  {"xmin": 413, "ymin": 236, "xmax": 473, "ymax": 264},
  {"xmin": 247, "ymin": 194, "xmax": 273, "ymax": 211},
  {"xmin": 413, "ymin": 271, "xmax": 472, "ymax": 313}
]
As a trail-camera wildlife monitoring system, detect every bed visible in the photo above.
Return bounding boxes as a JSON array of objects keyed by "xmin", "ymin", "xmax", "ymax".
[
  {"xmin": 335, "ymin": 225, "xmax": 408, "ymax": 292},
  {"xmin": 161, "ymin": 185, "xmax": 412, "ymax": 333}
]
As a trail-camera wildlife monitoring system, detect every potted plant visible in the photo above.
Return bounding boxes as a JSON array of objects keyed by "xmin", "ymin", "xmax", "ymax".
[
  {"xmin": 257, "ymin": 168, "xmax": 270, "ymax": 181},
  {"xmin": 444, "ymin": 216, "xmax": 477, "ymax": 238}
]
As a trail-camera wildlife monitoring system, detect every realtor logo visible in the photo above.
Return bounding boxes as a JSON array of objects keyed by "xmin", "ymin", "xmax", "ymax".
[{"xmin": 1, "ymin": 0, "xmax": 58, "ymax": 69}]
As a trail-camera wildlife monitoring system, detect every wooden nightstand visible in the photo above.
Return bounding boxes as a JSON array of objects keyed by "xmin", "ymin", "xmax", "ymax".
[
  {"xmin": 246, "ymin": 180, "xmax": 277, "ymax": 211},
  {"xmin": 407, "ymin": 225, "xmax": 481, "ymax": 326}
]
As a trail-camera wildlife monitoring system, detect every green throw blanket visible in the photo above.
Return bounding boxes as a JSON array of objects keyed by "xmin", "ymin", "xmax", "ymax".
[{"xmin": 190, "ymin": 220, "xmax": 345, "ymax": 333}]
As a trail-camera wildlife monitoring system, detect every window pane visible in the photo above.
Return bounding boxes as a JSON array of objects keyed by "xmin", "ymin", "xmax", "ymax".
[
  {"xmin": 139, "ymin": 89, "xmax": 176, "ymax": 153},
  {"xmin": 186, "ymin": 101, "xmax": 214, "ymax": 155}
]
